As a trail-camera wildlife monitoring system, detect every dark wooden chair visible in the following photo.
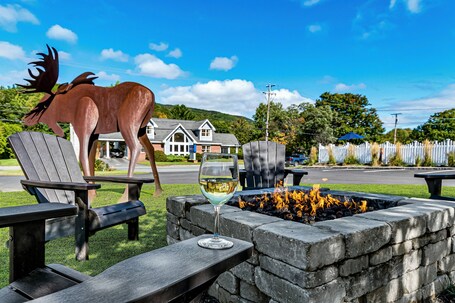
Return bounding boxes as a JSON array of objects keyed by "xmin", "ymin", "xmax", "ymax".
[
  {"xmin": 0, "ymin": 203, "xmax": 253, "ymax": 302},
  {"xmin": 8, "ymin": 131, "xmax": 153, "ymax": 261},
  {"xmin": 240, "ymin": 141, "xmax": 308, "ymax": 190}
]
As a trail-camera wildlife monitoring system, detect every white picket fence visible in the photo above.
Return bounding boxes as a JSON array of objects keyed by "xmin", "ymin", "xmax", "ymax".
[{"xmin": 318, "ymin": 140, "xmax": 455, "ymax": 166}]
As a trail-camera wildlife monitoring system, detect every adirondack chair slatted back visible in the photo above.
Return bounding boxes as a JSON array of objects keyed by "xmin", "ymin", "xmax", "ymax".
[
  {"xmin": 242, "ymin": 141, "xmax": 285, "ymax": 189},
  {"xmin": 8, "ymin": 132, "xmax": 84, "ymax": 205}
]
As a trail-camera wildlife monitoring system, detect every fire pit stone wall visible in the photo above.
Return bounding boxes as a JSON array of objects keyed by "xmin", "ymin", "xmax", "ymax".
[{"xmin": 166, "ymin": 190, "xmax": 455, "ymax": 303}]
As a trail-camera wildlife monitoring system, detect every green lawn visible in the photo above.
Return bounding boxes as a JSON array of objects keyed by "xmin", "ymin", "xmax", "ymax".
[
  {"xmin": 0, "ymin": 159, "xmax": 19, "ymax": 166},
  {"xmin": 1, "ymin": 183, "xmax": 455, "ymax": 289}
]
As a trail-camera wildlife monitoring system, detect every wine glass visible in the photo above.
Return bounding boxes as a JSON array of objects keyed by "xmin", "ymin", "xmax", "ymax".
[{"xmin": 198, "ymin": 153, "xmax": 239, "ymax": 249}]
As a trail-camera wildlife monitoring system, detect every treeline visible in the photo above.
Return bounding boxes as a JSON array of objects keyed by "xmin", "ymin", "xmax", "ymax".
[{"xmin": 1, "ymin": 86, "xmax": 454, "ymax": 159}]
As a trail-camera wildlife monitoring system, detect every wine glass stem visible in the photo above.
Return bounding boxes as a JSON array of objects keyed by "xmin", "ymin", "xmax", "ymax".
[{"xmin": 213, "ymin": 205, "xmax": 221, "ymax": 239}]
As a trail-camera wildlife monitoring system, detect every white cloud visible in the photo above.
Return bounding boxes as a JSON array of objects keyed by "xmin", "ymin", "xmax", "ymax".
[
  {"xmin": 134, "ymin": 53, "xmax": 185, "ymax": 79},
  {"xmin": 159, "ymin": 79, "xmax": 313, "ymax": 118},
  {"xmin": 58, "ymin": 51, "xmax": 71, "ymax": 60},
  {"xmin": 167, "ymin": 48, "xmax": 182, "ymax": 58},
  {"xmin": 100, "ymin": 48, "xmax": 128, "ymax": 62},
  {"xmin": 334, "ymin": 82, "xmax": 367, "ymax": 92},
  {"xmin": 209, "ymin": 56, "xmax": 238, "ymax": 71},
  {"xmin": 389, "ymin": 0, "xmax": 422, "ymax": 13},
  {"xmin": 149, "ymin": 42, "xmax": 168, "ymax": 51},
  {"xmin": 0, "ymin": 69, "xmax": 28, "ymax": 86},
  {"xmin": 0, "ymin": 41, "xmax": 27, "ymax": 60},
  {"xmin": 46, "ymin": 24, "xmax": 78, "ymax": 44},
  {"xmin": 303, "ymin": 0, "xmax": 321, "ymax": 7},
  {"xmin": 96, "ymin": 71, "xmax": 120, "ymax": 82},
  {"xmin": 0, "ymin": 4, "xmax": 39, "ymax": 32},
  {"xmin": 308, "ymin": 24, "xmax": 322, "ymax": 33}
]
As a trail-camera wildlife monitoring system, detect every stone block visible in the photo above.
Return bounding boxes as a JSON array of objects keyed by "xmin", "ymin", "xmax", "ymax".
[
  {"xmin": 166, "ymin": 195, "xmax": 207, "ymax": 217},
  {"xmin": 399, "ymin": 199, "xmax": 455, "ymax": 232},
  {"xmin": 217, "ymin": 271, "xmax": 239, "ymax": 294},
  {"xmin": 166, "ymin": 235, "xmax": 179, "ymax": 245},
  {"xmin": 166, "ymin": 221, "xmax": 179, "ymax": 240},
  {"xmin": 421, "ymin": 274, "xmax": 450, "ymax": 301},
  {"xmin": 178, "ymin": 227, "xmax": 194, "ymax": 240},
  {"xmin": 218, "ymin": 286, "xmax": 242, "ymax": 303},
  {"xmin": 166, "ymin": 212, "xmax": 179, "ymax": 224},
  {"xmin": 422, "ymin": 239, "xmax": 451, "ymax": 266},
  {"xmin": 358, "ymin": 206, "xmax": 426, "ymax": 244},
  {"xmin": 240, "ymin": 281, "xmax": 269, "ymax": 303},
  {"xmin": 255, "ymin": 267, "xmax": 346, "ymax": 303},
  {"xmin": 259, "ymin": 254, "xmax": 338, "ymax": 288},
  {"xmin": 413, "ymin": 229, "xmax": 448, "ymax": 249},
  {"xmin": 339, "ymin": 255, "xmax": 369, "ymax": 277},
  {"xmin": 388, "ymin": 250, "xmax": 422, "ymax": 279},
  {"xmin": 392, "ymin": 290, "xmax": 421, "ymax": 303},
  {"xmin": 179, "ymin": 218, "xmax": 191, "ymax": 230},
  {"xmin": 253, "ymin": 220, "xmax": 345, "ymax": 271},
  {"xmin": 345, "ymin": 263, "xmax": 390, "ymax": 300},
  {"xmin": 370, "ymin": 246, "xmax": 393, "ymax": 266},
  {"xmin": 231, "ymin": 261, "xmax": 256, "ymax": 284},
  {"xmin": 438, "ymin": 254, "xmax": 455, "ymax": 273},
  {"xmin": 190, "ymin": 224, "xmax": 206, "ymax": 236},
  {"xmin": 402, "ymin": 263, "xmax": 437, "ymax": 294},
  {"xmin": 314, "ymin": 216, "xmax": 391, "ymax": 258},
  {"xmin": 391, "ymin": 240, "xmax": 413, "ymax": 256},
  {"xmin": 221, "ymin": 210, "xmax": 282, "ymax": 242},
  {"xmin": 365, "ymin": 277, "xmax": 404, "ymax": 303},
  {"xmin": 190, "ymin": 204, "xmax": 242, "ymax": 231}
]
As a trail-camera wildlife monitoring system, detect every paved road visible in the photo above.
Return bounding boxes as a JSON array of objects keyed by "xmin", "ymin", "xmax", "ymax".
[{"xmin": 1, "ymin": 165, "xmax": 455, "ymax": 192}]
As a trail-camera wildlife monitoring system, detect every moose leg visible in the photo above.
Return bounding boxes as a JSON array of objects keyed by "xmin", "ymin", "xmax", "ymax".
[{"xmin": 139, "ymin": 133, "xmax": 163, "ymax": 196}]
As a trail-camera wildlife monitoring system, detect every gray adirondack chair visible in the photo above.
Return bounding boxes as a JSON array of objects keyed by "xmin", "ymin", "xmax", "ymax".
[
  {"xmin": 8, "ymin": 131, "xmax": 153, "ymax": 260},
  {"xmin": 240, "ymin": 141, "xmax": 308, "ymax": 190}
]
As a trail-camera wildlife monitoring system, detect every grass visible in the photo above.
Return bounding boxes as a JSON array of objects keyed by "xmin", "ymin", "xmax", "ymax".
[
  {"xmin": 0, "ymin": 159, "xmax": 19, "ymax": 166},
  {"xmin": 1, "ymin": 183, "xmax": 455, "ymax": 290}
]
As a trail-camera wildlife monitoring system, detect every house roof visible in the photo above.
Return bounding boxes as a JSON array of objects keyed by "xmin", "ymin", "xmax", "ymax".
[{"xmin": 98, "ymin": 118, "xmax": 239, "ymax": 146}]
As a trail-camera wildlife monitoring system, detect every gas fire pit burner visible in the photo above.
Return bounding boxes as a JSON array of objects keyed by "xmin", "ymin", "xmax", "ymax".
[{"xmin": 227, "ymin": 185, "xmax": 399, "ymax": 224}]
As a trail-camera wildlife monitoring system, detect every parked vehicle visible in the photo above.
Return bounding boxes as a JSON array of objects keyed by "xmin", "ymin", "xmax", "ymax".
[
  {"xmin": 285, "ymin": 154, "xmax": 308, "ymax": 166},
  {"xmin": 110, "ymin": 148, "xmax": 124, "ymax": 158}
]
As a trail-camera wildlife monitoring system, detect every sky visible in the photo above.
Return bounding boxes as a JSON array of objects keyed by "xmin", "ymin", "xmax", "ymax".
[{"xmin": 0, "ymin": 0, "xmax": 454, "ymax": 132}]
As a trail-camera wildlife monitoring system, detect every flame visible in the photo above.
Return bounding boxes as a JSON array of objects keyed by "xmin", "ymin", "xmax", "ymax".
[{"xmin": 238, "ymin": 184, "xmax": 369, "ymax": 222}]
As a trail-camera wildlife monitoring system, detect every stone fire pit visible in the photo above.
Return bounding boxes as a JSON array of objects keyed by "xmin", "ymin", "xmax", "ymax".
[{"xmin": 166, "ymin": 187, "xmax": 455, "ymax": 303}]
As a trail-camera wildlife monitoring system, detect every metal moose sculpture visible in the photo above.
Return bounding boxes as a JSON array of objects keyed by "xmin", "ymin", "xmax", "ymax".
[{"xmin": 19, "ymin": 45, "xmax": 162, "ymax": 195}]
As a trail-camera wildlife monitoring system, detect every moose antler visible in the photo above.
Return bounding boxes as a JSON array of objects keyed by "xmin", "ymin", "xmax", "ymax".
[{"xmin": 17, "ymin": 45, "xmax": 59, "ymax": 94}]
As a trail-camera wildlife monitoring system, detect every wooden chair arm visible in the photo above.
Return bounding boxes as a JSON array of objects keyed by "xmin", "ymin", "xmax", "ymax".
[
  {"xmin": 0, "ymin": 204, "xmax": 77, "ymax": 228},
  {"xmin": 284, "ymin": 169, "xmax": 308, "ymax": 186},
  {"xmin": 21, "ymin": 180, "xmax": 101, "ymax": 191},
  {"xmin": 239, "ymin": 169, "xmax": 247, "ymax": 188},
  {"xmin": 83, "ymin": 175, "xmax": 154, "ymax": 184}
]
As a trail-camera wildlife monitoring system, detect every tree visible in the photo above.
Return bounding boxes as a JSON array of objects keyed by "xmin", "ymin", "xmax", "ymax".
[
  {"xmin": 169, "ymin": 104, "xmax": 195, "ymax": 120},
  {"xmin": 253, "ymin": 101, "xmax": 289, "ymax": 143},
  {"xmin": 230, "ymin": 118, "xmax": 256, "ymax": 145},
  {"xmin": 383, "ymin": 128, "xmax": 413, "ymax": 144},
  {"xmin": 296, "ymin": 103, "xmax": 336, "ymax": 152},
  {"xmin": 315, "ymin": 92, "xmax": 384, "ymax": 142},
  {"xmin": 411, "ymin": 109, "xmax": 455, "ymax": 141}
]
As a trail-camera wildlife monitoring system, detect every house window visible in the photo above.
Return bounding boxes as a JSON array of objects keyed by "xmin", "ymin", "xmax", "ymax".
[
  {"xmin": 201, "ymin": 146, "xmax": 211, "ymax": 153},
  {"xmin": 201, "ymin": 129, "xmax": 211, "ymax": 137},
  {"xmin": 146, "ymin": 126, "xmax": 153, "ymax": 134},
  {"xmin": 168, "ymin": 131, "xmax": 192, "ymax": 156}
]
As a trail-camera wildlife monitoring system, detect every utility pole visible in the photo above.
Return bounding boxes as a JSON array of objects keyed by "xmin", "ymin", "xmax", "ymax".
[
  {"xmin": 263, "ymin": 84, "xmax": 276, "ymax": 142},
  {"xmin": 391, "ymin": 113, "xmax": 402, "ymax": 144}
]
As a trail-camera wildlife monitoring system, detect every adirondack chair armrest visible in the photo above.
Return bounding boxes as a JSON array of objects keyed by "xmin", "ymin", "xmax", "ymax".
[
  {"xmin": 83, "ymin": 175, "xmax": 154, "ymax": 184},
  {"xmin": 21, "ymin": 180, "xmax": 101, "ymax": 192},
  {"xmin": 0, "ymin": 204, "xmax": 77, "ymax": 228},
  {"xmin": 284, "ymin": 169, "xmax": 308, "ymax": 186}
]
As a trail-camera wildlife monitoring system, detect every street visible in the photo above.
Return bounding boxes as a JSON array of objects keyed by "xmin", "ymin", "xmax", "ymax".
[{"xmin": 1, "ymin": 166, "xmax": 454, "ymax": 192}]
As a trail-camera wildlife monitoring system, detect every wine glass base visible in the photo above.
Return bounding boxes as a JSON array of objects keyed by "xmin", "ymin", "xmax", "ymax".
[{"xmin": 198, "ymin": 237, "xmax": 234, "ymax": 250}]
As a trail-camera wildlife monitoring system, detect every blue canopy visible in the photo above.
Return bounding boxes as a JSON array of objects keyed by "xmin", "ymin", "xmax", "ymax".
[{"xmin": 338, "ymin": 132, "xmax": 364, "ymax": 141}]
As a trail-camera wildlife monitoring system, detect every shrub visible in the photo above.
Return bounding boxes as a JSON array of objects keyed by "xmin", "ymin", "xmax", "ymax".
[
  {"xmin": 448, "ymin": 152, "xmax": 455, "ymax": 167},
  {"xmin": 94, "ymin": 159, "xmax": 112, "ymax": 171},
  {"xmin": 415, "ymin": 155, "xmax": 422, "ymax": 167},
  {"xmin": 344, "ymin": 144, "xmax": 359, "ymax": 165},
  {"xmin": 327, "ymin": 145, "xmax": 336, "ymax": 165},
  {"xmin": 388, "ymin": 142, "xmax": 405, "ymax": 166},
  {"xmin": 153, "ymin": 150, "xmax": 168, "ymax": 162},
  {"xmin": 166, "ymin": 155, "xmax": 187, "ymax": 162},
  {"xmin": 371, "ymin": 143, "xmax": 380, "ymax": 166},
  {"xmin": 422, "ymin": 140, "xmax": 433, "ymax": 167},
  {"xmin": 309, "ymin": 146, "xmax": 318, "ymax": 165},
  {"xmin": 196, "ymin": 153, "xmax": 203, "ymax": 161}
]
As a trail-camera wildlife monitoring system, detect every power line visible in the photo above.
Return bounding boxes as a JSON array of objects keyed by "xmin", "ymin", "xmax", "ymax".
[
  {"xmin": 391, "ymin": 113, "xmax": 402, "ymax": 144},
  {"xmin": 263, "ymin": 84, "xmax": 276, "ymax": 142}
]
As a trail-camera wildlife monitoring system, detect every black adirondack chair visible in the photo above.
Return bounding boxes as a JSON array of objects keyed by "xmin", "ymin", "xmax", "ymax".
[
  {"xmin": 240, "ymin": 141, "xmax": 308, "ymax": 190},
  {"xmin": 0, "ymin": 203, "xmax": 253, "ymax": 302},
  {"xmin": 8, "ymin": 131, "xmax": 153, "ymax": 260}
]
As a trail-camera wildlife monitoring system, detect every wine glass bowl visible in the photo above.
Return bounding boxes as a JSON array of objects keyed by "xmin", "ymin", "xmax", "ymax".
[{"xmin": 198, "ymin": 153, "xmax": 239, "ymax": 249}]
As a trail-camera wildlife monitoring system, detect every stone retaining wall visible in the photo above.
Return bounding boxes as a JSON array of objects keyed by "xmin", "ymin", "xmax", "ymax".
[{"xmin": 166, "ymin": 193, "xmax": 455, "ymax": 303}]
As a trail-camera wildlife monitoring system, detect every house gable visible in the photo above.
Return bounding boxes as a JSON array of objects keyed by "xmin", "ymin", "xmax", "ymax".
[{"xmin": 197, "ymin": 120, "xmax": 215, "ymax": 142}]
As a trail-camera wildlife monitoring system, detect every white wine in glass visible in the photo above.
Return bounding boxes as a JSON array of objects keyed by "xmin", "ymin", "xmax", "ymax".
[{"xmin": 198, "ymin": 153, "xmax": 239, "ymax": 249}]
